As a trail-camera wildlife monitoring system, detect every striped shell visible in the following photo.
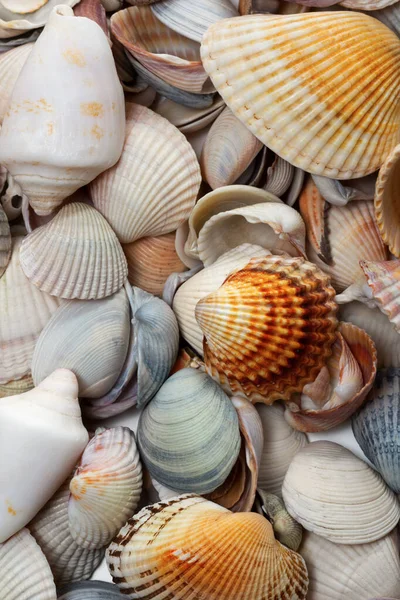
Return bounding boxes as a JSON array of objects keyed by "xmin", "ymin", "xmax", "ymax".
[
  {"xmin": 201, "ymin": 12, "xmax": 400, "ymax": 179},
  {"xmin": 195, "ymin": 254, "xmax": 338, "ymax": 403},
  {"xmin": 375, "ymin": 144, "xmax": 400, "ymax": 256},
  {"xmin": 360, "ymin": 259, "xmax": 400, "ymax": 332},
  {"xmin": 106, "ymin": 495, "xmax": 309, "ymax": 600}
]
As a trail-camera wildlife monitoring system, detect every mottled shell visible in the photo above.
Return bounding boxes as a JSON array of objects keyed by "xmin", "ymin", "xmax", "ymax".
[
  {"xmin": 107, "ymin": 495, "xmax": 309, "ymax": 600},
  {"xmin": 201, "ymin": 12, "xmax": 400, "ymax": 179},
  {"xmin": 196, "ymin": 254, "xmax": 338, "ymax": 403}
]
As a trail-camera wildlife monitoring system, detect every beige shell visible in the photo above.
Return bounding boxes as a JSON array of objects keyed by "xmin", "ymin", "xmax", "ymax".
[
  {"xmin": 375, "ymin": 144, "xmax": 400, "ymax": 256},
  {"xmin": 90, "ymin": 103, "xmax": 201, "ymax": 244},
  {"xmin": 0, "ymin": 373, "xmax": 34, "ymax": 398},
  {"xmin": 0, "ymin": 203, "xmax": 11, "ymax": 279},
  {"xmin": 201, "ymin": 12, "xmax": 400, "ymax": 179},
  {"xmin": 282, "ymin": 441, "xmax": 400, "ymax": 544},
  {"xmin": 19, "ymin": 203, "xmax": 127, "ymax": 300},
  {"xmin": 0, "ymin": 43, "xmax": 32, "ymax": 125},
  {"xmin": 360, "ymin": 259, "xmax": 400, "ymax": 332},
  {"xmin": 0, "ymin": 1, "xmax": 79, "ymax": 39}
]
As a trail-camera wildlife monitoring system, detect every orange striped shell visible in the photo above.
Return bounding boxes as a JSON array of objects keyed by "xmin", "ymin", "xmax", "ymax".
[{"xmin": 195, "ymin": 255, "xmax": 338, "ymax": 403}]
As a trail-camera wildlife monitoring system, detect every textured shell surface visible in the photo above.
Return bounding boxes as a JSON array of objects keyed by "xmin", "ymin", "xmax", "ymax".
[
  {"xmin": 0, "ymin": 373, "xmax": 34, "ymax": 398},
  {"xmin": 360, "ymin": 259, "xmax": 400, "ymax": 332},
  {"xmin": 282, "ymin": 441, "xmax": 400, "ymax": 544},
  {"xmin": 375, "ymin": 144, "xmax": 400, "ymax": 257},
  {"xmin": 57, "ymin": 581, "xmax": 124, "ymax": 599},
  {"xmin": 0, "ymin": 527, "xmax": 57, "ymax": 600},
  {"xmin": 106, "ymin": 494, "xmax": 309, "ymax": 600},
  {"xmin": 0, "ymin": 43, "xmax": 32, "ymax": 125},
  {"xmin": 90, "ymin": 103, "xmax": 201, "ymax": 244},
  {"xmin": 0, "ymin": 202, "xmax": 11, "ymax": 279},
  {"xmin": 19, "ymin": 203, "xmax": 128, "ymax": 300},
  {"xmin": 0, "ymin": 1, "xmax": 79, "ymax": 38},
  {"xmin": 68, "ymin": 427, "xmax": 143, "ymax": 549},
  {"xmin": 0, "ymin": 369, "xmax": 89, "ymax": 543},
  {"xmin": 201, "ymin": 12, "xmax": 400, "ymax": 179},
  {"xmin": 256, "ymin": 490, "xmax": 303, "ymax": 551},
  {"xmin": 138, "ymin": 368, "xmax": 241, "ymax": 494},
  {"xmin": 352, "ymin": 368, "xmax": 400, "ymax": 493},
  {"xmin": 196, "ymin": 254, "xmax": 338, "ymax": 403},
  {"xmin": 311, "ymin": 173, "xmax": 376, "ymax": 206},
  {"xmin": 0, "ymin": 5, "xmax": 125, "ymax": 215}
]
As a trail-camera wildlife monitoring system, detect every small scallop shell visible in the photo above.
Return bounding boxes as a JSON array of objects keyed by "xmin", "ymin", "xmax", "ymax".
[
  {"xmin": 19, "ymin": 203, "xmax": 128, "ymax": 300},
  {"xmin": 375, "ymin": 144, "xmax": 400, "ymax": 256},
  {"xmin": 0, "ymin": 203, "xmax": 11, "ymax": 279},
  {"xmin": 360, "ymin": 259, "xmax": 400, "ymax": 332},
  {"xmin": 0, "ymin": 43, "xmax": 32, "ymax": 124},
  {"xmin": 68, "ymin": 427, "xmax": 143, "ymax": 549},
  {"xmin": 138, "ymin": 369, "xmax": 241, "ymax": 494},
  {"xmin": 106, "ymin": 495, "xmax": 309, "ymax": 600},
  {"xmin": 282, "ymin": 441, "xmax": 400, "ymax": 544},
  {"xmin": 0, "ymin": 528, "xmax": 57, "ymax": 600},
  {"xmin": 57, "ymin": 582, "xmax": 124, "ymax": 599},
  {"xmin": 0, "ymin": 1, "xmax": 79, "ymax": 38},
  {"xmin": 201, "ymin": 12, "xmax": 400, "ymax": 179},
  {"xmin": 90, "ymin": 103, "xmax": 200, "ymax": 244},
  {"xmin": 196, "ymin": 254, "xmax": 338, "ymax": 403}
]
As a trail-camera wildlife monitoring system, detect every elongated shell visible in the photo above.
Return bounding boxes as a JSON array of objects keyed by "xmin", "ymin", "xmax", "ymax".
[
  {"xmin": 32, "ymin": 288, "xmax": 130, "ymax": 398},
  {"xmin": 0, "ymin": 204, "xmax": 11, "ymax": 279},
  {"xmin": 90, "ymin": 103, "xmax": 200, "ymax": 244},
  {"xmin": 57, "ymin": 582, "xmax": 124, "ymax": 599},
  {"xmin": 107, "ymin": 495, "xmax": 309, "ymax": 600},
  {"xmin": 0, "ymin": 1, "xmax": 79, "ymax": 39},
  {"xmin": 0, "ymin": 6, "xmax": 125, "ymax": 216},
  {"xmin": 196, "ymin": 254, "xmax": 338, "ymax": 403},
  {"xmin": 375, "ymin": 144, "xmax": 400, "ymax": 256},
  {"xmin": 69, "ymin": 427, "xmax": 143, "ymax": 549},
  {"xmin": 138, "ymin": 369, "xmax": 241, "ymax": 494},
  {"xmin": 20, "ymin": 203, "xmax": 127, "ymax": 299},
  {"xmin": 282, "ymin": 441, "xmax": 400, "ymax": 544},
  {"xmin": 201, "ymin": 12, "xmax": 400, "ymax": 179},
  {"xmin": 0, "ymin": 43, "xmax": 32, "ymax": 124}
]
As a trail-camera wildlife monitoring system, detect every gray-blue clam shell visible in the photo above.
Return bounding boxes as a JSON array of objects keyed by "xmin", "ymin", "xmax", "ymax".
[
  {"xmin": 57, "ymin": 581, "xmax": 124, "ymax": 599},
  {"xmin": 352, "ymin": 367, "xmax": 400, "ymax": 493}
]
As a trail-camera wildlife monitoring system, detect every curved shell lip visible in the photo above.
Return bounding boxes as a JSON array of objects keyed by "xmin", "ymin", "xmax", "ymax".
[
  {"xmin": 374, "ymin": 143, "xmax": 400, "ymax": 256},
  {"xmin": 0, "ymin": 0, "xmax": 80, "ymax": 37}
]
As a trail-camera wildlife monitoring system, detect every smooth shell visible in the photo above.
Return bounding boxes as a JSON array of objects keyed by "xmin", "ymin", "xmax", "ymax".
[
  {"xmin": 57, "ymin": 581, "xmax": 124, "ymax": 599},
  {"xmin": 0, "ymin": 43, "xmax": 32, "ymax": 124},
  {"xmin": 375, "ymin": 144, "xmax": 400, "ymax": 256},
  {"xmin": 0, "ymin": 203, "xmax": 11, "ymax": 279}
]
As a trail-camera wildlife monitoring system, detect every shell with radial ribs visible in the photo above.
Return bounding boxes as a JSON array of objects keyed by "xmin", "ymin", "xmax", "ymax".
[
  {"xmin": 106, "ymin": 495, "xmax": 309, "ymax": 600},
  {"xmin": 90, "ymin": 103, "xmax": 201, "ymax": 244},
  {"xmin": 68, "ymin": 427, "xmax": 143, "ymax": 549},
  {"xmin": 200, "ymin": 12, "xmax": 400, "ymax": 179},
  {"xmin": 360, "ymin": 259, "xmax": 400, "ymax": 332},
  {"xmin": 0, "ymin": 43, "xmax": 32, "ymax": 124},
  {"xmin": 195, "ymin": 254, "xmax": 338, "ymax": 404},
  {"xmin": 57, "ymin": 581, "xmax": 124, "ymax": 599}
]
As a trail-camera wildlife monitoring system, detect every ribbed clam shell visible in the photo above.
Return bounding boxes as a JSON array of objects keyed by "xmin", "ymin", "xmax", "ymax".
[
  {"xmin": 138, "ymin": 369, "xmax": 241, "ymax": 494},
  {"xmin": 106, "ymin": 495, "xmax": 309, "ymax": 600},
  {"xmin": 360, "ymin": 259, "xmax": 400, "ymax": 332},
  {"xmin": 0, "ymin": 43, "xmax": 32, "ymax": 124},
  {"xmin": 29, "ymin": 478, "xmax": 104, "ymax": 587},
  {"xmin": 57, "ymin": 581, "xmax": 124, "ymax": 599},
  {"xmin": 0, "ymin": 203, "xmax": 11, "ymax": 278},
  {"xmin": 341, "ymin": 0, "xmax": 398, "ymax": 8},
  {"xmin": 0, "ymin": 1, "xmax": 79, "ymax": 38},
  {"xmin": 282, "ymin": 441, "xmax": 400, "ymax": 544},
  {"xmin": 352, "ymin": 368, "xmax": 400, "ymax": 493},
  {"xmin": 0, "ymin": 373, "xmax": 33, "ymax": 398},
  {"xmin": 151, "ymin": 0, "xmax": 238, "ymax": 43},
  {"xmin": 123, "ymin": 232, "xmax": 187, "ymax": 296},
  {"xmin": 152, "ymin": 95, "xmax": 225, "ymax": 134},
  {"xmin": 300, "ymin": 529, "xmax": 400, "ymax": 600},
  {"xmin": 201, "ymin": 12, "xmax": 400, "ymax": 179},
  {"xmin": 90, "ymin": 103, "xmax": 200, "ymax": 244},
  {"xmin": 19, "ymin": 203, "xmax": 127, "ymax": 300},
  {"xmin": 264, "ymin": 156, "xmax": 294, "ymax": 198},
  {"xmin": 31, "ymin": 289, "xmax": 130, "ymax": 398},
  {"xmin": 0, "ymin": 528, "xmax": 56, "ymax": 600},
  {"xmin": 256, "ymin": 490, "xmax": 303, "ymax": 552},
  {"xmin": 69, "ymin": 427, "xmax": 143, "ymax": 549},
  {"xmin": 257, "ymin": 404, "xmax": 308, "ymax": 497},
  {"xmin": 111, "ymin": 7, "xmax": 212, "ymax": 94},
  {"xmin": 0, "ymin": 237, "xmax": 61, "ymax": 384},
  {"xmin": 196, "ymin": 254, "xmax": 338, "ymax": 403},
  {"xmin": 173, "ymin": 244, "xmax": 271, "ymax": 354},
  {"xmin": 200, "ymin": 107, "xmax": 263, "ymax": 189},
  {"xmin": 375, "ymin": 144, "xmax": 400, "ymax": 256},
  {"xmin": 312, "ymin": 173, "xmax": 376, "ymax": 206}
]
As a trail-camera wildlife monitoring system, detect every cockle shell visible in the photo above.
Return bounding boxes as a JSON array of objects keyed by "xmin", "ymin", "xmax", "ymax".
[
  {"xmin": 30, "ymin": 478, "xmax": 104, "ymax": 587},
  {"xmin": 0, "ymin": 6, "xmax": 125, "ymax": 215},
  {"xmin": 0, "ymin": 528, "xmax": 57, "ymax": 600},
  {"xmin": 360, "ymin": 259, "xmax": 400, "ymax": 332},
  {"xmin": 375, "ymin": 144, "xmax": 400, "ymax": 256},
  {"xmin": 68, "ymin": 427, "xmax": 143, "ymax": 549},
  {"xmin": 138, "ymin": 369, "xmax": 241, "ymax": 494},
  {"xmin": 31, "ymin": 288, "xmax": 130, "ymax": 398},
  {"xmin": 352, "ymin": 368, "xmax": 400, "ymax": 494},
  {"xmin": 20, "ymin": 203, "xmax": 127, "ymax": 300},
  {"xmin": 257, "ymin": 403, "xmax": 308, "ymax": 497},
  {"xmin": 0, "ymin": 369, "xmax": 89, "ymax": 543},
  {"xmin": 57, "ymin": 582, "xmax": 124, "ymax": 599},
  {"xmin": 0, "ymin": 203, "xmax": 11, "ymax": 278},
  {"xmin": 300, "ymin": 529, "xmax": 400, "ymax": 600},
  {"xmin": 196, "ymin": 254, "xmax": 338, "ymax": 403},
  {"xmin": 0, "ymin": 43, "xmax": 32, "ymax": 124},
  {"xmin": 201, "ymin": 12, "xmax": 400, "ymax": 179},
  {"xmin": 282, "ymin": 441, "xmax": 400, "ymax": 544},
  {"xmin": 0, "ymin": 1, "xmax": 79, "ymax": 39},
  {"xmin": 90, "ymin": 103, "xmax": 200, "ymax": 244},
  {"xmin": 256, "ymin": 490, "xmax": 303, "ymax": 551},
  {"xmin": 106, "ymin": 495, "xmax": 309, "ymax": 600},
  {"xmin": 0, "ymin": 237, "xmax": 61, "ymax": 384}
]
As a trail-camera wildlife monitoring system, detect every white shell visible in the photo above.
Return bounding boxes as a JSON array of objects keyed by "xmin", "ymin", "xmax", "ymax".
[
  {"xmin": 0, "ymin": 369, "xmax": 89, "ymax": 543},
  {"xmin": 0, "ymin": 6, "xmax": 125, "ymax": 215},
  {"xmin": 0, "ymin": 43, "xmax": 32, "ymax": 125},
  {"xmin": 0, "ymin": 1, "xmax": 79, "ymax": 39}
]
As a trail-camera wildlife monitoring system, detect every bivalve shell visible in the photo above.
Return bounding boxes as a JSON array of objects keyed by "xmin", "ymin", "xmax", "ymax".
[
  {"xmin": 0, "ymin": 1, "xmax": 79, "ymax": 39},
  {"xmin": 57, "ymin": 582, "xmax": 124, "ymax": 599},
  {"xmin": 375, "ymin": 144, "xmax": 400, "ymax": 256},
  {"xmin": 0, "ymin": 203, "xmax": 11, "ymax": 279},
  {"xmin": 360, "ymin": 259, "xmax": 400, "ymax": 332}
]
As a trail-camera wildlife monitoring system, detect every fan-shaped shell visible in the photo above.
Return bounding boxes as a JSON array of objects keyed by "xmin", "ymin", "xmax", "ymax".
[
  {"xmin": 19, "ymin": 203, "xmax": 127, "ymax": 300},
  {"xmin": 282, "ymin": 441, "xmax": 400, "ymax": 544},
  {"xmin": 90, "ymin": 103, "xmax": 201, "ymax": 244},
  {"xmin": 0, "ymin": 43, "xmax": 32, "ymax": 124},
  {"xmin": 0, "ymin": 203, "xmax": 11, "ymax": 279},
  {"xmin": 0, "ymin": 1, "xmax": 79, "ymax": 38},
  {"xmin": 196, "ymin": 254, "xmax": 338, "ymax": 403},
  {"xmin": 375, "ymin": 144, "xmax": 400, "ymax": 256},
  {"xmin": 360, "ymin": 259, "xmax": 400, "ymax": 332},
  {"xmin": 69, "ymin": 427, "xmax": 143, "ymax": 549},
  {"xmin": 201, "ymin": 12, "xmax": 400, "ymax": 179},
  {"xmin": 32, "ymin": 288, "xmax": 130, "ymax": 398},
  {"xmin": 106, "ymin": 495, "xmax": 309, "ymax": 600},
  {"xmin": 57, "ymin": 582, "xmax": 124, "ymax": 599},
  {"xmin": 138, "ymin": 369, "xmax": 241, "ymax": 494}
]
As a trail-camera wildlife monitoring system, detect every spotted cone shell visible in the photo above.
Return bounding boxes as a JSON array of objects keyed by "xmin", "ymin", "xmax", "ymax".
[{"xmin": 195, "ymin": 255, "xmax": 338, "ymax": 403}]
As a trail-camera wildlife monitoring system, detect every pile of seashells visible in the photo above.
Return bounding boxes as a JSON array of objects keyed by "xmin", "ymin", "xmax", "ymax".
[{"xmin": 1, "ymin": 0, "xmax": 400, "ymax": 598}]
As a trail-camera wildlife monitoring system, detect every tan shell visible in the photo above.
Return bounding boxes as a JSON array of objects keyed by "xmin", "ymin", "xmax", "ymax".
[
  {"xmin": 375, "ymin": 144, "xmax": 400, "ymax": 256},
  {"xmin": 19, "ymin": 203, "xmax": 127, "ymax": 300},
  {"xmin": 0, "ymin": 373, "xmax": 34, "ymax": 398},
  {"xmin": 0, "ymin": 203, "xmax": 11, "ymax": 279},
  {"xmin": 0, "ymin": 43, "xmax": 32, "ymax": 125},
  {"xmin": 0, "ymin": 1, "xmax": 79, "ymax": 39}
]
